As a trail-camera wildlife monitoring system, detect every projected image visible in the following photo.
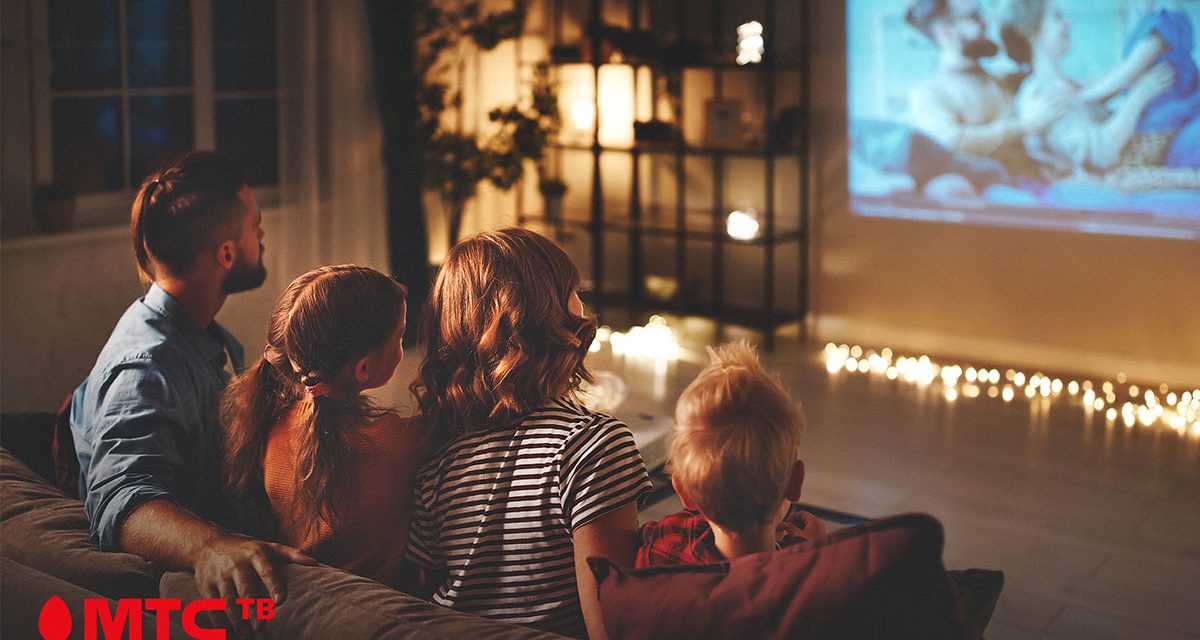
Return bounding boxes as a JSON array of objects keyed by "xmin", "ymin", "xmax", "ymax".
[{"xmin": 848, "ymin": 0, "xmax": 1200, "ymax": 239}]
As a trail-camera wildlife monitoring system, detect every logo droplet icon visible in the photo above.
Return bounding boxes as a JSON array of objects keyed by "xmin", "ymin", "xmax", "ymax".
[{"xmin": 38, "ymin": 596, "xmax": 72, "ymax": 640}]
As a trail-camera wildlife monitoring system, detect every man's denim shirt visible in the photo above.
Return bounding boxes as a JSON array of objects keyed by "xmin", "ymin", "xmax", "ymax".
[{"xmin": 70, "ymin": 284, "xmax": 248, "ymax": 550}]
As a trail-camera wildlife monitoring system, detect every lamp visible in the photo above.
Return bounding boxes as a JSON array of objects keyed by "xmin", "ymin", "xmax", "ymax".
[
  {"xmin": 726, "ymin": 208, "xmax": 762, "ymax": 240},
  {"xmin": 736, "ymin": 21, "xmax": 765, "ymax": 65},
  {"xmin": 558, "ymin": 63, "xmax": 635, "ymax": 147}
]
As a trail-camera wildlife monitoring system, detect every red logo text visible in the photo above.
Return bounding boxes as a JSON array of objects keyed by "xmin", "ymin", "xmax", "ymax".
[{"xmin": 38, "ymin": 596, "xmax": 275, "ymax": 640}]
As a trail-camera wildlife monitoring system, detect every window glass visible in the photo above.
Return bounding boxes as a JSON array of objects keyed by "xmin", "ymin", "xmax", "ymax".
[
  {"xmin": 127, "ymin": 0, "xmax": 192, "ymax": 88},
  {"xmin": 45, "ymin": 0, "xmax": 279, "ymax": 204},
  {"xmin": 130, "ymin": 95, "xmax": 195, "ymax": 182},
  {"xmin": 49, "ymin": 0, "xmax": 120, "ymax": 90},
  {"xmin": 212, "ymin": 0, "xmax": 277, "ymax": 91},
  {"xmin": 52, "ymin": 98, "xmax": 124, "ymax": 192}
]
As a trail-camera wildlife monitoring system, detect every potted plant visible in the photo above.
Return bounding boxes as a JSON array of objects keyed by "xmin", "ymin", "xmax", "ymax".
[
  {"xmin": 417, "ymin": 2, "xmax": 559, "ymax": 248},
  {"xmin": 34, "ymin": 183, "xmax": 76, "ymax": 234},
  {"xmin": 538, "ymin": 177, "xmax": 567, "ymax": 225}
]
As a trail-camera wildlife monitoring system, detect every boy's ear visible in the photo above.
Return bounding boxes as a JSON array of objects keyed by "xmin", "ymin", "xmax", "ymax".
[
  {"xmin": 671, "ymin": 476, "xmax": 699, "ymax": 512},
  {"xmin": 784, "ymin": 460, "xmax": 805, "ymax": 502}
]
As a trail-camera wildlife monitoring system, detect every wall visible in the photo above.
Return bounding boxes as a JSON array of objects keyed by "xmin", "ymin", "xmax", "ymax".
[
  {"xmin": 0, "ymin": 207, "xmax": 298, "ymax": 412},
  {"xmin": 806, "ymin": 1, "xmax": 1200, "ymax": 386}
]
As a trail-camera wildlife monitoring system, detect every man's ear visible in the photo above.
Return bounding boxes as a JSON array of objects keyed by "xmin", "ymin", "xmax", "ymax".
[
  {"xmin": 215, "ymin": 240, "xmax": 236, "ymax": 270},
  {"xmin": 784, "ymin": 459, "xmax": 805, "ymax": 502},
  {"xmin": 671, "ymin": 475, "xmax": 700, "ymax": 512}
]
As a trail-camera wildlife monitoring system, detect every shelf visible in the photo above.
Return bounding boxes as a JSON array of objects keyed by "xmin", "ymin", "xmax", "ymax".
[
  {"xmin": 583, "ymin": 291, "xmax": 801, "ymax": 330},
  {"xmin": 541, "ymin": 0, "xmax": 812, "ymax": 341},
  {"xmin": 550, "ymin": 49, "xmax": 807, "ymax": 72},
  {"xmin": 549, "ymin": 140, "xmax": 804, "ymax": 158},
  {"xmin": 522, "ymin": 215, "xmax": 804, "ymax": 246}
]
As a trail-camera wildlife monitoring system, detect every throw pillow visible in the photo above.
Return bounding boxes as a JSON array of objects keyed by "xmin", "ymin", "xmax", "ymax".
[{"xmin": 589, "ymin": 512, "xmax": 979, "ymax": 640}]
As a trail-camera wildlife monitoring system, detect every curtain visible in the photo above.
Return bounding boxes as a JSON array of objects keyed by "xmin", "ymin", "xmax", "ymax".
[{"xmin": 276, "ymin": 0, "xmax": 390, "ymax": 279}]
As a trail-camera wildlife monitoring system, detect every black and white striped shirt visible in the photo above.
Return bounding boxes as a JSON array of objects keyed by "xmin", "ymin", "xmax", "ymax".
[{"xmin": 406, "ymin": 397, "xmax": 652, "ymax": 637}]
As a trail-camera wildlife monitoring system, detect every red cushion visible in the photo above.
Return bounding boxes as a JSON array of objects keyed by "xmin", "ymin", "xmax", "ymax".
[{"xmin": 589, "ymin": 513, "xmax": 979, "ymax": 640}]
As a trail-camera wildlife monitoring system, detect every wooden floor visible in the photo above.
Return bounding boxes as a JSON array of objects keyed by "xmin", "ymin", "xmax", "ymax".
[{"xmin": 382, "ymin": 331, "xmax": 1200, "ymax": 640}]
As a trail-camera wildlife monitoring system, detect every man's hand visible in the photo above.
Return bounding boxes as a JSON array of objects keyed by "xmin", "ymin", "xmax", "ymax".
[
  {"xmin": 193, "ymin": 534, "xmax": 316, "ymax": 634},
  {"xmin": 120, "ymin": 500, "xmax": 317, "ymax": 636}
]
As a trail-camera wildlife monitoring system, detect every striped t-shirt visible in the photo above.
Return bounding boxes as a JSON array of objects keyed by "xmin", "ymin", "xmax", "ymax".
[{"xmin": 406, "ymin": 397, "xmax": 652, "ymax": 637}]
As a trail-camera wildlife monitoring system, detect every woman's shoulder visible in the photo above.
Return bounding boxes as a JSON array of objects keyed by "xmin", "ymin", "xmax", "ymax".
[{"xmin": 523, "ymin": 397, "xmax": 629, "ymax": 434}]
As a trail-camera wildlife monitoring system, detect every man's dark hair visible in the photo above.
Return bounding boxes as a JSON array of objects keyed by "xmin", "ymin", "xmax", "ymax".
[
  {"xmin": 906, "ymin": 0, "xmax": 952, "ymax": 43},
  {"xmin": 131, "ymin": 151, "xmax": 249, "ymax": 282}
]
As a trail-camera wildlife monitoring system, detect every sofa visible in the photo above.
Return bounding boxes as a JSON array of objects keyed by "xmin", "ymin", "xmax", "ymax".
[
  {"xmin": 2, "ymin": 413, "xmax": 1001, "ymax": 639},
  {"xmin": 0, "ymin": 414, "xmax": 562, "ymax": 639}
]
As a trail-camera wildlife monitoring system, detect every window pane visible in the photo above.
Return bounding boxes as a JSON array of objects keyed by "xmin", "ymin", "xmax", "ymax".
[
  {"xmin": 49, "ymin": 0, "xmax": 119, "ymax": 90},
  {"xmin": 52, "ymin": 98, "xmax": 123, "ymax": 192},
  {"xmin": 216, "ymin": 99, "xmax": 278, "ymax": 185},
  {"xmin": 212, "ymin": 0, "xmax": 277, "ymax": 91},
  {"xmin": 130, "ymin": 95, "xmax": 194, "ymax": 183},
  {"xmin": 127, "ymin": 0, "xmax": 192, "ymax": 88}
]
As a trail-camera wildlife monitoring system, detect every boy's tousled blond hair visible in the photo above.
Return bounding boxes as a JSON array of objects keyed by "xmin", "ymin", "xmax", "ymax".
[{"xmin": 670, "ymin": 341, "xmax": 805, "ymax": 533}]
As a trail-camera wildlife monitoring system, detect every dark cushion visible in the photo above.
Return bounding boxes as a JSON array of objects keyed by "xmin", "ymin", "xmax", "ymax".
[
  {"xmin": 589, "ymin": 513, "xmax": 980, "ymax": 640},
  {"xmin": 947, "ymin": 569, "xmax": 1005, "ymax": 633},
  {"xmin": 0, "ymin": 447, "xmax": 161, "ymax": 599},
  {"xmin": 0, "ymin": 411, "xmax": 57, "ymax": 485},
  {"xmin": 160, "ymin": 563, "xmax": 568, "ymax": 640},
  {"xmin": 1, "ymin": 556, "xmax": 175, "ymax": 639}
]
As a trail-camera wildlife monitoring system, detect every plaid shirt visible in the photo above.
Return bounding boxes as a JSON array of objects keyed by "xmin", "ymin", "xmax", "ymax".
[
  {"xmin": 637, "ymin": 509, "xmax": 819, "ymax": 568},
  {"xmin": 636, "ymin": 510, "xmax": 725, "ymax": 568}
]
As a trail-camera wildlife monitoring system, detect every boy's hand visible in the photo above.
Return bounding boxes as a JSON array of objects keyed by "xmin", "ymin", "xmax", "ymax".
[{"xmin": 776, "ymin": 510, "xmax": 826, "ymax": 546}]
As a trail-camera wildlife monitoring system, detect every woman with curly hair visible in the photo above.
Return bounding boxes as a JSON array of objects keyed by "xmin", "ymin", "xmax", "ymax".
[
  {"xmin": 407, "ymin": 227, "xmax": 652, "ymax": 639},
  {"xmin": 222, "ymin": 265, "xmax": 428, "ymax": 589}
]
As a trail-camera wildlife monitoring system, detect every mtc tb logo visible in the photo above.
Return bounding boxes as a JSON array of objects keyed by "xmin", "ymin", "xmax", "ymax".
[{"xmin": 38, "ymin": 596, "xmax": 275, "ymax": 639}]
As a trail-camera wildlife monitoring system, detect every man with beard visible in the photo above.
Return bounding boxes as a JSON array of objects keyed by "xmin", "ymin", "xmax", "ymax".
[
  {"xmin": 906, "ymin": 0, "xmax": 1065, "ymax": 176},
  {"xmin": 69, "ymin": 151, "xmax": 312, "ymax": 627}
]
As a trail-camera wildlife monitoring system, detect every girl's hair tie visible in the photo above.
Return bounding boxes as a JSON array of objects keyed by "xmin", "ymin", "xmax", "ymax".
[{"xmin": 305, "ymin": 382, "xmax": 332, "ymax": 399}]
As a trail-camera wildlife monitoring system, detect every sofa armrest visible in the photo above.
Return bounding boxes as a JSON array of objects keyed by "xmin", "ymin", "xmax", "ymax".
[
  {"xmin": 0, "ymin": 556, "xmax": 177, "ymax": 638},
  {"xmin": 0, "ymin": 447, "xmax": 161, "ymax": 599}
]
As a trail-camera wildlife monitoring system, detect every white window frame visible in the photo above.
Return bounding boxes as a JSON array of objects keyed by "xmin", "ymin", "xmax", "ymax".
[{"xmin": 30, "ymin": 0, "xmax": 280, "ymax": 229}]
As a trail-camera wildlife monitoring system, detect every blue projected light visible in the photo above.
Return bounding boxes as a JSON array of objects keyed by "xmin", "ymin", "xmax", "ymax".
[{"xmin": 847, "ymin": 0, "xmax": 1200, "ymax": 240}]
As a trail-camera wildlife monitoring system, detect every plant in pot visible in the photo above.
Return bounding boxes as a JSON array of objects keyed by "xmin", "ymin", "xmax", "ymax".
[
  {"xmin": 538, "ymin": 177, "xmax": 567, "ymax": 227},
  {"xmin": 34, "ymin": 183, "xmax": 77, "ymax": 234},
  {"xmin": 416, "ymin": 1, "xmax": 559, "ymax": 248}
]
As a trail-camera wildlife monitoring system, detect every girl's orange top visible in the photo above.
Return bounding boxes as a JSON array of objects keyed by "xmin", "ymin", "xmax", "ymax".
[{"xmin": 262, "ymin": 409, "xmax": 428, "ymax": 589}]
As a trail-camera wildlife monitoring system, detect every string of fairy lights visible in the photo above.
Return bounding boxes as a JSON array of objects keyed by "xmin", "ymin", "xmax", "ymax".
[
  {"xmin": 579, "ymin": 317, "xmax": 1200, "ymax": 437},
  {"xmin": 823, "ymin": 343, "xmax": 1200, "ymax": 437}
]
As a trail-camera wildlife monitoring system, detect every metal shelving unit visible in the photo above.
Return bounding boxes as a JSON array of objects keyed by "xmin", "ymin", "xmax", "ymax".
[{"xmin": 522, "ymin": 0, "xmax": 811, "ymax": 342}]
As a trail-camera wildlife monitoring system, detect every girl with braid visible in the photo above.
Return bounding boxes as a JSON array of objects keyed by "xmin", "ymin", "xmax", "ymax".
[{"xmin": 222, "ymin": 265, "xmax": 428, "ymax": 589}]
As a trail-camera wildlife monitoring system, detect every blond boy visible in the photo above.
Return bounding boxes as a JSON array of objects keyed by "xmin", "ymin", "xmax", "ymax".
[{"xmin": 636, "ymin": 342, "xmax": 824, "ymax": 567}]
